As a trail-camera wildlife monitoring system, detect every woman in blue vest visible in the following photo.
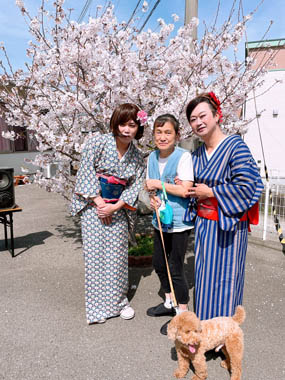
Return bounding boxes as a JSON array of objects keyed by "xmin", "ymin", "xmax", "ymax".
[{"xmin": 145, "ymin": 114, "xmax": 194, "ymax": 335}]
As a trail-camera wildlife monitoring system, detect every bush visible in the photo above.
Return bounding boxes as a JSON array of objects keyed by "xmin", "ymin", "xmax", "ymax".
[{"xmin": 128, "ymin": 234, "xmax": 154, "ymax": 257}]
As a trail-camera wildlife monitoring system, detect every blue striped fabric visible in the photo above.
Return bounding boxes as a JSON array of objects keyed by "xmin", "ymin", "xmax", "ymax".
[{"xmin": 185, "ymin": 135, "xmax": 264, "ymax": 320}]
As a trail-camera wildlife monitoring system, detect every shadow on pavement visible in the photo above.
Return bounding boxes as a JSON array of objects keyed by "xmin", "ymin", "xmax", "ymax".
[
  {"xmin": 128, "ymin": 266, "xmax": 153, "ymax": 302},
  {"xmin": 0, "ymin": 230, "xmax": 53, "ymax": 257},
  {"xmin": 55, "ymin": 215, "xmax": 82, "ymax": 244}
]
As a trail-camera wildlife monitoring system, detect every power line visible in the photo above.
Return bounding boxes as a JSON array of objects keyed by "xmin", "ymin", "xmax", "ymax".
[
  {"xmin": 125, "ymin": 0, "xmax": 142, "ymax": 29},
  {"xmin": 78, "ymin": 0, "xmax": 93, "ymax": 23},
  {"xmin": 138, "ymin": 0, "xmax": 161, "ymax": 33}
]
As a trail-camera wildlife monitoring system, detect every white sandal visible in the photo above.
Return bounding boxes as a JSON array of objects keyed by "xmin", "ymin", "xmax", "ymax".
[{"xmin": 88, "ymin": 318, "xmax": 106, "ymax": 325}]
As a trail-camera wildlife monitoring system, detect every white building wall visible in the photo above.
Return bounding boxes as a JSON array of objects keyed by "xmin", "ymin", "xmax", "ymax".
[{"xmin": 244, "ymin": 70, "xmax": 285, "ymax": 181}]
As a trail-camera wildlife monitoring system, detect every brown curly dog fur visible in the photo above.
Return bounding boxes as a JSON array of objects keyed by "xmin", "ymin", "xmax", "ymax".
[{"xmin": 167, "ymin": 306, "xmax": 245, "ymax": 380}]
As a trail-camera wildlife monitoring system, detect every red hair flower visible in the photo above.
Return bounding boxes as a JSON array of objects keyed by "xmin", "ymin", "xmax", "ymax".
[{"xmin": 208, "ymin": 92, "xmax": 223, "ymax": 123}]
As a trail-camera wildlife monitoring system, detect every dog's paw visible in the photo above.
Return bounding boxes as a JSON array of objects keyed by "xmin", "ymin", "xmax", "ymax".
[
  {"xmin": 173, "ymin": 369, "xmax": 187, "ymax": 378},
  {"xmin": 220, "ymin": 359, "xmax": 230, "ymax": 370},
  {"xmin": 191, "ymin": 375, "xmax": 206, "ymax": 380}
]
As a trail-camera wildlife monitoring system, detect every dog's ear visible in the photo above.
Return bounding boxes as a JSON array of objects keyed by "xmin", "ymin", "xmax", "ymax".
[
  {"xmin": 197, "ymin": 320, "xmax": 202, "ymax": 333},
  {"xmin": 167, "ymin": 315, "xmax": 179, "ymax": 341},
  {"xmin": 195, "ymin": 321, "xmax": 203, "ymax": 342}
]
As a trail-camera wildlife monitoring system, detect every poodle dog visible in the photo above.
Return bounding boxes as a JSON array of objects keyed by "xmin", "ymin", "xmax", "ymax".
[{"xmin": 167, "ymin": 306, "xmax": 245, "ymax": 380}]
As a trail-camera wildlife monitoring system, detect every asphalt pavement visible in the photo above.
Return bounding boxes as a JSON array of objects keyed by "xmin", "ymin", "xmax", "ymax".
[{"xmin": 0, "ymin": 184, "xmax": 284, "ymax": 380}]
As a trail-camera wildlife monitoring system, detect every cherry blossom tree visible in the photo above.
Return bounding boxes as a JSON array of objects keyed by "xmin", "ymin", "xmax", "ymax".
[{"xmin": 0, "ymin": 0, "xmax": 274, "ymax": 199}]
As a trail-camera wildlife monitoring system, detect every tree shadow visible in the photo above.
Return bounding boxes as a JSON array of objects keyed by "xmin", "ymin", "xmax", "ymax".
[
  {"xmin": 0, "ymin": 230, "xmax": 53, "ymax": 257},
  {"xmin": 127, "ymin": 213, "xmax": 154, "ymax": 301},
  {"xmin": 127, "ymin": 266, "xmax": 153, "ymax": 302},
  {"xmin": 54, "ymin": 215, "xmax": 82, "ymax": 245},
  {"xmin": 134, "ymin": 213, "xmax": 153, "ymax": 235}
]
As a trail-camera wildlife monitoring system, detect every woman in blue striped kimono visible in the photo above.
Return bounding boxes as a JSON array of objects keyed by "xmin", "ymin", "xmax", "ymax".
[{"xmin": 184, "ymin": 92, "xmax": 264, "ymax": 320}]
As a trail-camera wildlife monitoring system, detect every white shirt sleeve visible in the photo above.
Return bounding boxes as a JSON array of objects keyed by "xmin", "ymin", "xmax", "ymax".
[{"xmin": 177, "ymin": 151, "xmax": 194, "ymax": 181}]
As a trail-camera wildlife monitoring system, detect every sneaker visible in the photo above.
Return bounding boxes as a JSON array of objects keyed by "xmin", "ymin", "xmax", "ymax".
[
  {"xmin": 146, "ymin": 303, "xmax": 176, "ymax": 317},
  {"xmin": 120, "ymin": 305, "xmax": 135, "ymax": 320},
  {"xmin": 160, "ymin": 319, "xmax": 171, "ymax": 336}
]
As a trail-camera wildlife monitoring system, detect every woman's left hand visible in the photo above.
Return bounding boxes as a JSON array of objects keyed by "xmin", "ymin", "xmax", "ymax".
[
  {"xmin": 188, "ymin": 183, "xmax": 214, "ymax": 200},
  {"xmin": 96, "ymin": 203, "xmax": 116, "ymax": 218},
  {"xmin": 145, "ymin": 179, "xmax": 161, "ymax": 192}
]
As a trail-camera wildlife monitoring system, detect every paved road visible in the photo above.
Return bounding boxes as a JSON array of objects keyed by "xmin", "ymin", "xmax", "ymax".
[{"xmin": 0, "ymin": 184, "xmax": 284, "ymax": 380}]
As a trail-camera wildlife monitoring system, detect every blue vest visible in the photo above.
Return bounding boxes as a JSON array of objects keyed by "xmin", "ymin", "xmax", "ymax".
[{"xmin": 148, "ymin": 147, "xmax": 193, "ymax": 231}]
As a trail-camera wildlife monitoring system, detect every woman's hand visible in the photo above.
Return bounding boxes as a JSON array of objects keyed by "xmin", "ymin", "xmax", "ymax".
[
  {"xmin": 99, "ymin": 216, "xmax": 113, "ymax": 225},
  {"xmin": 174, "ymin": 176, "xmax": 182, "ymax": 185},
  {"xmin": 96, "ymin": 203, "xmax": 117, "ymax": 226},
  {"xmin": 92, "ymin": 195, "xmax": 105, "ymax": 208},
  {"xmin": 149, "ymin": 195, "xmax": 162, "ymax": 210},
  {"xmin": 145, "ymin": 179, "xmax": 161, "ymax": 192},
  {"xmin": 188, "ymin": 183, "xmax": 214, "ymax": 200},
  {"xmin": 96, "ymin": 203, "xmax": 116, "ymax": 218}
]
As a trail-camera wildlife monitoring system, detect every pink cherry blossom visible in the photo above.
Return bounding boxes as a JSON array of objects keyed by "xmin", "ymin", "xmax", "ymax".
[{"xmin": 137, "ymin": 110, "xmax": 148, "ymax": 126}]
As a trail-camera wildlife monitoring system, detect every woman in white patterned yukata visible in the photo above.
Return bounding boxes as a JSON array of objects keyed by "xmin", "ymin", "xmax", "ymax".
[{"xmin": 71, "ymin": 104, "xmax": 146, "ymax": 324}]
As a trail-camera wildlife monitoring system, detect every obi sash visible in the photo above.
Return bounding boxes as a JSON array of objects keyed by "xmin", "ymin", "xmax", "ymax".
[
  {"xmin": 197, "ymin": 197, "xmax": 259, "ymax": 229},
  {"xmin": 96, "ymin": 173, "xmax": 126, "ymax": 203},
  {"xmin": 95, "ymin": 173, "xmax": 136, "ymax": 211}
]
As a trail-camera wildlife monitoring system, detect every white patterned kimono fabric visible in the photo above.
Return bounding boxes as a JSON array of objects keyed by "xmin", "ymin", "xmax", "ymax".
[{"xmin": 71, "ymin": 133, "xmax": 146, "ymax": 324}]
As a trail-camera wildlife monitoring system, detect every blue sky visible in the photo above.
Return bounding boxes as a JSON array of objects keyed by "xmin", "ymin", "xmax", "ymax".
[{"xmin": 0, "ymin": 0, "xmax": 284, "ymax": 70}]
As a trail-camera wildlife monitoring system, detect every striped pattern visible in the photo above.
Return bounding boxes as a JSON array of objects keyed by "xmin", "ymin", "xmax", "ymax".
[
  {"xmin": 194, "ymin": 217, "xmax": 248, "ymax": 320},
  {"xmin": 185, "ymin": 135, "xmax": 264, "ymax": 320}
]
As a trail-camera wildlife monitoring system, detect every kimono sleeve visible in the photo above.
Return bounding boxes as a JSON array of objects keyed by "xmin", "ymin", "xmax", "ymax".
[
  {"xmin": 212, "ymin": 141, "xmax": 264, "ymax": 231},
  {"xmin": 120, "ymin": 153, "xmax": 146, "ymax": 208},
  {"xmin": 70, "ymin": 135, "xmax": 104, "ymax": 215}
]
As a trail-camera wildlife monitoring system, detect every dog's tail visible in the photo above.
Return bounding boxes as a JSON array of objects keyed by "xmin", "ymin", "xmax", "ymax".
[{"xmin": 232, "ymin": 305, "xmax": 246, "ymax": 325}]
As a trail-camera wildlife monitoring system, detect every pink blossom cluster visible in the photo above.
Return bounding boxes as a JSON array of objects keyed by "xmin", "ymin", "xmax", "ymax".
[{"xmin": 137, "ymin": 110, "xmax": 148, "ymax": 126}]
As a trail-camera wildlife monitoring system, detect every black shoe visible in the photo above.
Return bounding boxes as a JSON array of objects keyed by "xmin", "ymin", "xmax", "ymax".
[
  {"xmin": 160, "ymin": 319, "xmax": 171, "ymax": 335},
  {"xmin": 146, "ymin": 303, "xmax": 176, "ymax": 317}
]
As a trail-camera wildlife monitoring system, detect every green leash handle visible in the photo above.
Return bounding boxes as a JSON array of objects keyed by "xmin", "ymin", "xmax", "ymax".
[{"xmin": 161, "ymin": 181, "xmax": 168, "ymax": 201}]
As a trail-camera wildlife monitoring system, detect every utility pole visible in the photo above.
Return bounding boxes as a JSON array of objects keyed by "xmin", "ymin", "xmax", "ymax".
[
  {"xmin": 182, "ymin": 1, "xmax": 199, "ymax": 150},
  {"xmin": 184, "ymin": 0, "xmax": 198, "ymax": 39}
]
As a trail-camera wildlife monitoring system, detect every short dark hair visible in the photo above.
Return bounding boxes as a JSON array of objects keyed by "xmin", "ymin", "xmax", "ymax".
[
  {"xmin": 153, "ymin": 114, "xmax": 180, "ymax": 135},
  {"xmin": 186, "ymin": 93, "xmax": 218, "ymax": 122},
  {"xmin": 110, "ymin": 103, "xmax": 144, "ymax": 140}
]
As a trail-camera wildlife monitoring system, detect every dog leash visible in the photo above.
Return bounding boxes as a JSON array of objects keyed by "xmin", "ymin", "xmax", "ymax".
[{"xmin": 151, "ymin": 194, "xmax": 178, "ymax": 311}]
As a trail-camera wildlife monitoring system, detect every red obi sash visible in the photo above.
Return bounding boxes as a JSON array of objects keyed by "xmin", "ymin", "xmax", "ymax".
[{"xmin": 197, "ymin": 197, "xmax": 259, "ymax": 227}]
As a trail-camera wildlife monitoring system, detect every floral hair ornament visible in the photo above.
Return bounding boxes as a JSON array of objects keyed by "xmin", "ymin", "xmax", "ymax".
[
  {"xmin": 137, "ymin": 110, "xmax": 148, "ymax": 126},
  {"xmin": 208, "ymin": 92, "xmax": 223, "ymax": 123}
]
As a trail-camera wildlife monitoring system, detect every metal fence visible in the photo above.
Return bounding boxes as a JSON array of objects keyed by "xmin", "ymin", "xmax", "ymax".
[{"xmin": 250, "ymin": 183, "xmax": 285, "ymax": 244}]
